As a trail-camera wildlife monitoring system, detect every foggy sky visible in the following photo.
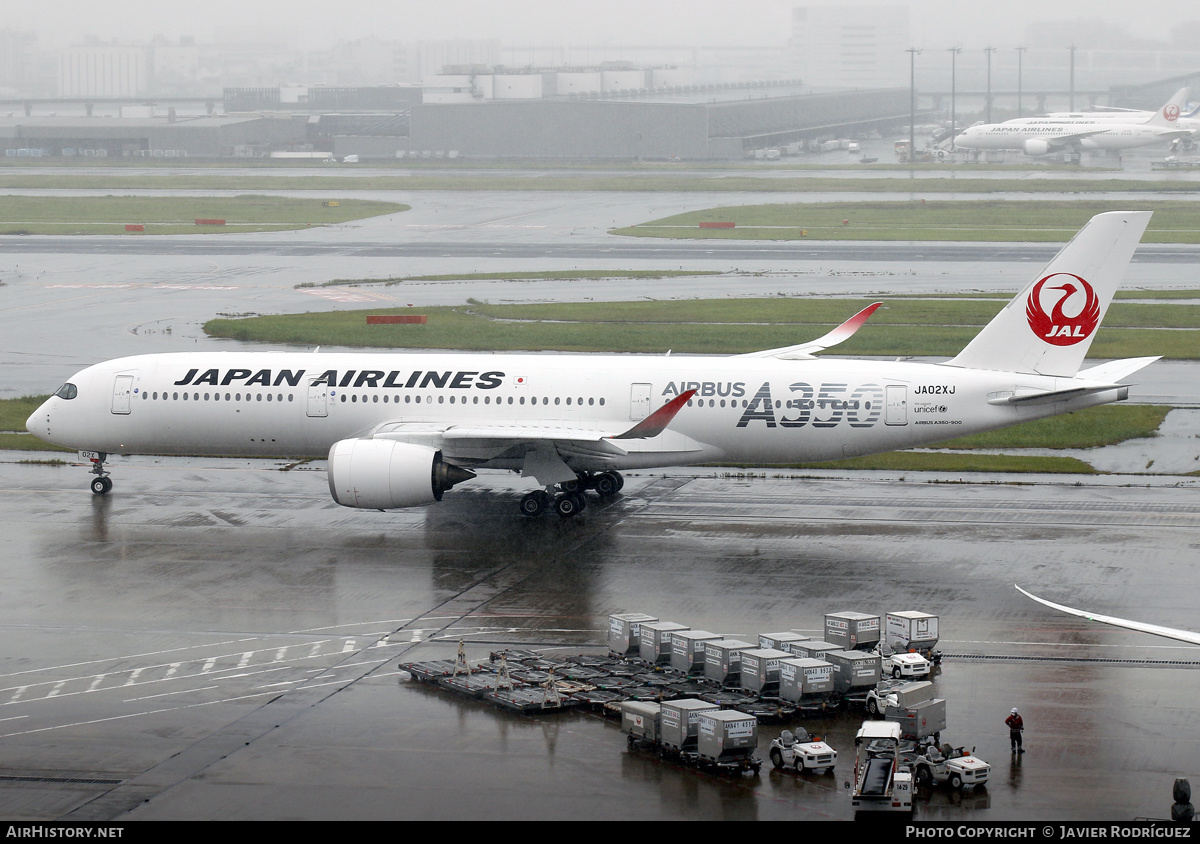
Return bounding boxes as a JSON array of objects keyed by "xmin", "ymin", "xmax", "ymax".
[{"xmin": 16, "ymin": 0, "xmax": 1200, "ymax": 51}]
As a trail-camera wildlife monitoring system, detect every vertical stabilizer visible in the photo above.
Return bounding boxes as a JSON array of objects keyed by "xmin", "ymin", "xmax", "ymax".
[
  {"xmin": 945, "ymin": 211, "xmax": 1150, "ymax": 377},
  {"xmin": 1146, "ymin": 88, "xmax": 1190, "ymax": 127}
]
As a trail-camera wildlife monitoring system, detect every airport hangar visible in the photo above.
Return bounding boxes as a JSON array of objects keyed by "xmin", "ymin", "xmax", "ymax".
[{"xmin": 0, "ymin": 84, "xmax": 910, "ymax": 160}]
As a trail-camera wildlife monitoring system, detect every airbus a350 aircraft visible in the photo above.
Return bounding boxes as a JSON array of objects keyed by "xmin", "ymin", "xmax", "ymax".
[
  {"xmin": 27, "ymin": 211, "xmax": 1159, "ymax": 518},
  {"xmin": 955, "ymin": 88, "xmax": 1192, "ymax": 156}
]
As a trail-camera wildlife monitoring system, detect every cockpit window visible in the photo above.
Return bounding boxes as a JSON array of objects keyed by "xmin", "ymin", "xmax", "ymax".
[{"xmin": 54, "ymin": 383, "xmax": 78, "ymax": 400}]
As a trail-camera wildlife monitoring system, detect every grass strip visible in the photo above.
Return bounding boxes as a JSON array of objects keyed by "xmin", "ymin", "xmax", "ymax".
[
  {"xmin": 614, "ymin": 200, "xmax": 1200, "ymax": 243},
  {"xmin": 0, "ymin": 196, "xmax": 406, "ymax": 235},
  {"xmin": 204, "ymin": 298, "xmax": 1199, "ymax": 359}
]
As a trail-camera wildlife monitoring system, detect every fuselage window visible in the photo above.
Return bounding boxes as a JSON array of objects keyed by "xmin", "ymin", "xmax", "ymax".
[
  {"xmin": 507, "ymin": 396, "xmax": 513, "ymax": 405},
  {"xmin": 405, "ymin": 395, "xmax": 411, "ymax": 404},
  {"xmin": 340, "ymin": 395, "xmax": 346, "ymax": 403},
  {"xmin": 554, "ymin": 397, "xmax": 560, "ymax": 405},
  {"xmin": 373, "ymin": 395, "xmax": 378, "ymax": 403},
  {"xmin": 54, "ymin": 383, "xmax": 78, "ymax": 400},
  {"xmin": 566, "ymin": 398, "xmax": 572, "ymax": 406},
  {"xmin": 173, "ymin": 392, "xmax": 179, "ymax": 400},
  {"xmin": 205, "ymin": 393, "xmax": 210, "ymax": 401},
  {"xmin": 599, "ymin": 398, "xmax": 605, "ymax": 406},
  {"xmin": 193, "ymin": 392, "xmax": 199, "ymax": 401},
  {"xmin": 473, "ymin": 396, "xmax": 478, "ymax": 405},
  {"xmin": 256, "ymin": 393, "xmax": 263, "ymax": 402},
  {"xmin": 438, "ymin": 396, "xmax": 444, "ymax": 404},
  {"xmin": 415, "ymin": 396, "xmax": 421, "ymax": 404},
  {"xmin": 519, "ymin": 396, "xmax": 525, "ymax": 405},
  {"xmin": 267, "ymin": 393, "xmax": 273, "ymax": 402},
  {"xmin": 226, "ymin": 393, "xmax": 231, "ymax": 401},
  {"xmin": 351, "ymin": 395, "xmax": 357, "ymax": 403}
]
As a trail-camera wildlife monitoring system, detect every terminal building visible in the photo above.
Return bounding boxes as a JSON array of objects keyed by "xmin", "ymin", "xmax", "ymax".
[{"xmin": 1, "ymin": 70, "xmax": 911, "ymax": 161}]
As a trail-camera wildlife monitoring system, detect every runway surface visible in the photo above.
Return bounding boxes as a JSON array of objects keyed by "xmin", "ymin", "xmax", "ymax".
[{"xmin": 1, "ymin": 460, "xmax": 1197, "ymax": 821}]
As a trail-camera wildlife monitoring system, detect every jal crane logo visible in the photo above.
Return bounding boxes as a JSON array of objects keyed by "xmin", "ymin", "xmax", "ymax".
[
  {"xmin": 1165, "ymin": 104, "xmax": 1181, "ymax": 122},
  {"xmin": 1026, "ymin": 273, "xmax": 1100, "ymax": 346}
]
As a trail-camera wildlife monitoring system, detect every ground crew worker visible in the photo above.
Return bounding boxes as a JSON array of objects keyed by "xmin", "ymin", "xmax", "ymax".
[{"xmin": 1005, "ymin": 707, "xmax": 1025, "ymax": 753}]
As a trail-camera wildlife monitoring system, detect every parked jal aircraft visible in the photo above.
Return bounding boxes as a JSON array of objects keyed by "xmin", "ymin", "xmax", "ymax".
[
  {"xmin": 1016, "ymin": 586, "xmax": 1200, "ymax": 646},
  {"xmin": 28, "ymin": 212, "xmax": 1159, "ymax": 518},
  {"xmin": 955, "ymin": 88, "xmax": 1192, "ymax": 155}
]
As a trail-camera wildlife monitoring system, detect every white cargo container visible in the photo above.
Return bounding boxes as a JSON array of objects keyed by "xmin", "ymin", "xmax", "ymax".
[
  {"xmin": 824, "ymin": 611, "xmax": 881, "ymax": 651},
  {"xmin": 620, "ymin": 700, "xmax": 661, "ymax": 744},
  {"xmin": 660, "ymin": 699, "xmax": 719, "ymax": 752},
  {"xmin": 703, "ymin": 639, "xmax": 753, "ymax": 686},
  {"xmin": 825, "ymin": 649, "xmax": 882, "ymax": 695},
  {"xmin": 759, "ymin": 631, "xmax": 807, "ymax": 652},
  {"xmin": 738, "ymin": 648, "xmax": 789, "ymax": 695},
  {"xmin": 638, "ymin": 621, "xmax": 689, "ymax": 664},
  {"xmin": 670, "ymin": 629, "xmax": 721, "ymax": 673},
  {"xmin": 608, "ymin": 612, "xmax": 658, "ymax": 655},
  {"xmin": 696, "ymin": 709, "xmax": 760, "ymax": 769},
  {"xmin": 886, "ymin": 611, "xmax": 940, "ymax": 652},
  {"xmin": 779, "ymin": 657, "xmax": 836, "ymax": 704},
  {"xmin": 790, "ymin": 639, "xmax": 840, "ymax": 660}
]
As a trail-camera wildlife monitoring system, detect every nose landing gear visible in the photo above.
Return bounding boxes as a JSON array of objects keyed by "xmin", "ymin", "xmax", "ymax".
[
  {"xmin": 518, "ymin": 471, "xmax": 624, "ymax": 518},
  {"xmin": 86, "ymin": 452, "xmax": 112, "ymax": 495}
]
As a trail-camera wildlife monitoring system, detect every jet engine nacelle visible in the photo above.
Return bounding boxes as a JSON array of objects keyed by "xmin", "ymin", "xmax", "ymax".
[
  {"xmin": 1023, "ymin": 139, "xmax": 1051, "ymax": 156},
  {"xmin": 327, "ymin": 438, "xmax": 475, "ymax": 509}
]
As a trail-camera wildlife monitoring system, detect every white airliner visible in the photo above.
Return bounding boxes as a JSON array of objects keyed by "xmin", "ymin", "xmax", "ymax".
[
  {"xmin": 27, "ymin": 211, "xmax": 1159, "ymax": 518},
  {"xmin": 1016, "ymin": 586, "xmax": 1200, "ymax": 646},
  {"xmin": 955, "ymin": 88, "xmax": 1192, "ymax": 156}
]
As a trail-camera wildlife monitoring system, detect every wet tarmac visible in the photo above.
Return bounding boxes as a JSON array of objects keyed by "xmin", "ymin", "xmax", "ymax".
[{"xmin": 1, "ymin": 457, "xmax": 1197, "ymax": 821}]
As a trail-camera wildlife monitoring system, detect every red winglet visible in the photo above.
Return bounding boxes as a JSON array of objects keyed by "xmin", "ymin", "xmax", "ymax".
[{"xmin": 610, "ymin": 389, "xmax": 698, "ymax": 440}]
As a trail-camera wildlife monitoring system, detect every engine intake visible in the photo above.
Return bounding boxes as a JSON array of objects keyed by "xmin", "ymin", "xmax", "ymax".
[
  {"xmin": 1022, "ymin": 139, "xmax": 1051, "ymax": 156},
  {"xmin": 327, "ymin": 438, "xmax": 475, "ymax": 509}
]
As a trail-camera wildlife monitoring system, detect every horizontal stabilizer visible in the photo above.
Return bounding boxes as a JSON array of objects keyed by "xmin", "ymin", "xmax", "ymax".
[
  {"xmin": 741, "ymin": 303, "xmax": 882, "ymax": 360},
  {"xmin": 987, "ymin": 384, "xmax": 1126, "ymax": 406},
  {"xmin": 1077, "ymin": 356, "xmax": 1160, "ymax": 383}
]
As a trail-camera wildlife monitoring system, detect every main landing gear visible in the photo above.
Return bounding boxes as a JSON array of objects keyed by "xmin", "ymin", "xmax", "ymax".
[
  {"xmin": 87, "ymin": 453, "xmax": 112, "ymax": 495},
  {"xmin": 519, "ymin": 471, "xmax": 624, "ymax": 518}
]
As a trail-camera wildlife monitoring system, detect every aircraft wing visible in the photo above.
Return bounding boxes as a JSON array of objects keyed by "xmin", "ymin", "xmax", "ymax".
[
  {"xmin": 739, "ymin": 303, "xmax": 882, "ymax": 360},
  {"xmin": 1016, "ymin": 585, "xmax": 1200, "ymax": 646},
  {"xmin": 371, "ymin": 390, "xmax": 701, "ymax": 483}
]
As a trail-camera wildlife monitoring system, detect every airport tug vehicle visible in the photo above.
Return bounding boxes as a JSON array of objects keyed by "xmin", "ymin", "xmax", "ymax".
[
  {"xmin": 768, "ymin": 728, "xmax": 837, "ymax": 774},
  {"xmin": 852, "ymin": 721, "xmax": 913, "ymax": 816},
  {"xmin": 913, "ymin": 743, "xmax": 990, "ymax": 791},
  {"xmin": 875, "ymin": 642, "xmax": 931, "ymax": 679}
]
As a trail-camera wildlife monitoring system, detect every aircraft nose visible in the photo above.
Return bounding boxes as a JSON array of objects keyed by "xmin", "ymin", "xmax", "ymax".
[{"xmin": 26, "ymin": 400, "xmax": 51, "ymax": 439}]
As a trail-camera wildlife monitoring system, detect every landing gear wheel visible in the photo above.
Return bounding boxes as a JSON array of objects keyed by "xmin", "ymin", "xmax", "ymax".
[
  {"xmin": 555, "ymin": 493, "xmax": 585, "ymax": 518},
  {"xmin": 90, "ymin": 476, "xmax": 112, "ymax": 496},
  {"xmin": 519, "ymin": 491, "xmax": 548, "ymax": 517},
  {"xmin": 594, "ymin": 472, "xmax": 621, "ymax": 498}
]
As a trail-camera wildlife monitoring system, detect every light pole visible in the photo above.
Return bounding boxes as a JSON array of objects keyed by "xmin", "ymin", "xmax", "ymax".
[
  {"xmin": 907, "ymin": 47, "xmax": 921, "ymax": 163},
  {"xmin": 1015, "ymin": 46, "xmax": 1026, "ymax": 118},
  {"xmin": 947, "ymin": 47, "xmax": 961, "ymax": 150},
  {"xmin": 984, "ymin": 46, "xmax": 996, "ymax": 123},
  {"xmin": 1069, "ymin": 44, "xmax": 1076, "ymax": 111}
]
